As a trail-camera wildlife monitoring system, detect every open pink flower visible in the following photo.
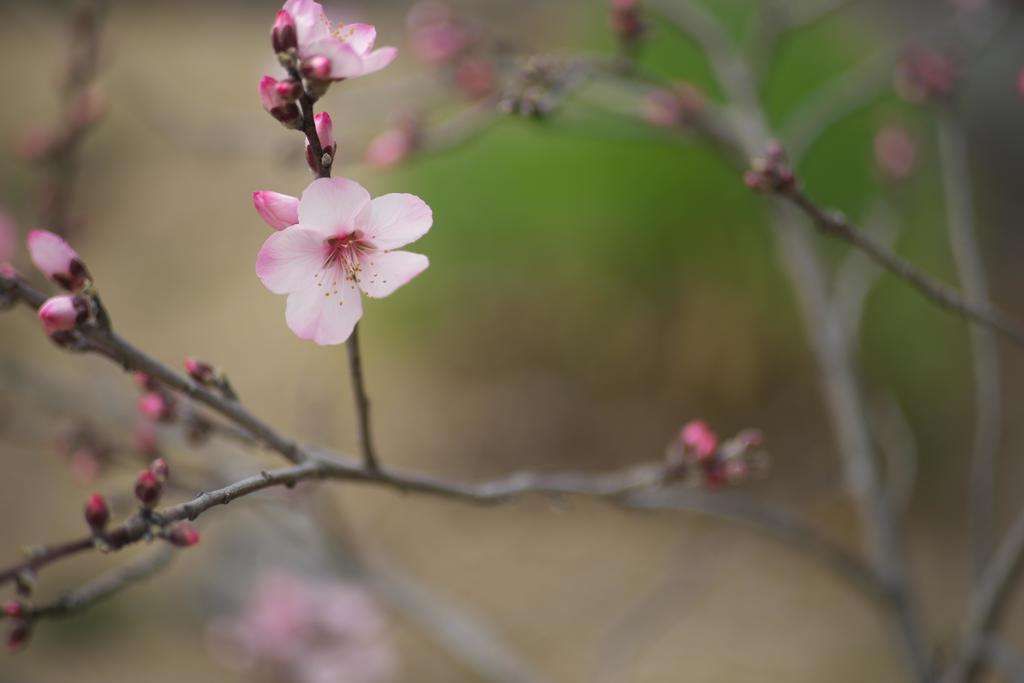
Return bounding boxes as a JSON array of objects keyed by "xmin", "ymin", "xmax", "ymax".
[
  {"xmin": 282, "ymin": 0, "xmax": 398, "ymax": 81},
  {"xmin": 27, "ymin": 229, "xmax": 91, "ymax": 291},
  {"xmin": 254, "ymin": 191, "xmax": 300, "ymax": 230},
  {"xmin": 256, "ymin": 177, "xmax": 432, "ymax": 345}
]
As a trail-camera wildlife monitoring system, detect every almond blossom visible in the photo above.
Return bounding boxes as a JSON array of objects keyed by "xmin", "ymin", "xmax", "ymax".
[
  {"xmin": 255, "ymin": 177, "xmax": 431, "ymax": 345},
  {"xmin": 280, "ymin": 0, "xmax": 397, "ymax": 81},
  {"xmin": 27, "ymin": 229, "xmax": 91, "ymax": 291}
]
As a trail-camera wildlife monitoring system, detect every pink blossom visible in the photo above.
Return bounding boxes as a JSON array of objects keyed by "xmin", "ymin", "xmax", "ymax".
[
  {"xmin": 259, "ymin": 76, "xmax": 301, "ymax": 127},
  {"xmin": 0, "ymin": 209, "xmax": 15, "ymax": 266},
  {"xmin": 27, "ymin": 229, "xmax": 91, "ymax": 291},
  {"xmin": 207, "ymin": 573, "xmax": 396, "ymax": 683},
  {"xmin": 38, "ymin": 295, "xmax": 88, "ymax": 335},
  {"xmin": 680, "ymin": 420, "xmax": 718, "ymax": 461},
  {"xmin": 253, "ymin": 191, "xmax": 300, "ymax": 231},
  {"xmin": 874, "ymin": 125, "xmax": 916, "ymax": 182},
  {"xmin": 365, "ymin": 129, "xmax": 413, "ymax": 168},
  {"xmin": 407, "ymin": 2, "xmax": 470, "ymax": 65},
  {"xmin": 255, "ymin": 177, "xmax": 432, "ymax": 345},
  {"xmin": 281, "ymin": 0, "xmax": 398, "ymax": 81}
]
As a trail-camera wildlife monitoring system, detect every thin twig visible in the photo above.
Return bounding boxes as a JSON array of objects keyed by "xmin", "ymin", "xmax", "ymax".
[
  {"xmin": 937, "ymin": 112, "xmax": 1003, "ymax": 579},
  {"xmin": 345, "ymin": 326, "xmax": 380, "ymax": 472}
]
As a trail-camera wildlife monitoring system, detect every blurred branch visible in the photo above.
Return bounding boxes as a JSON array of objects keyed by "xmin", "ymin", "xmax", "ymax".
[
  {"xmin": 29, "ymin": 546, "xmax": 173, "ymax": 620},
  {"xmin": 937, "ymin": 112, "xmax": 1003, "ymax": 580}
]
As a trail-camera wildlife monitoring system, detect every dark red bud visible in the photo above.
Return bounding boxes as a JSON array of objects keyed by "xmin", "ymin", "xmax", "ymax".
[
  {"xmin": 84, "ymin": 493, "xmax": 110, "ymax": 531},
  {"xmin": 166, "ymin": 522, "xmax": 200, "ymax": 547},
  {"xmin": 3, "ymin": 600, "xmax": 24, "ymax": 619},
  {"xmin": 271, "ymin": 10, "xmax": 298, "ymax": 53},
  {"xmin": 134, "ymin": 469, "xmax": 162, "ymax": 508},
  {"xmin": 6, "ymin": 622, "xmax": 30, "ymax": 651},
  {"xmin": 184, "ymin": 357, "xmax": 217, "ymax": 386}
]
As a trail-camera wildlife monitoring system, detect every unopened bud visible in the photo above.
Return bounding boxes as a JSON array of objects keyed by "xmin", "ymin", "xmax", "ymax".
[
  {"xmin": 274, "ymin": 78, "xmax": 302, "ymax": 103},
  {"xmin": 271, "ymin": 10, "xmax": 298, "ymax": 54},
  {"xmin": 166, "ymin": 522, "xmax": 200, "ymax": 547},
  {"xmin": 134, "ymin": 420, "xmax": 159, "ymax": 456},
  {"xmin": 37, "ymin": 295, "xmax": 89, "ymax": 335},
  {"xmin": 184, "ymin": 357, "xmax": 217, "ymax": 385},
  {"xmin": 26, "ymin": 229, "xmax": 90, "ymax": 291},
  {"xmin": 3, "ymin": 600, "xmax": 24, "ymax": 619},
  {"xmin": 138, "ymin": 392, "xmax": 173, "ymax": 422},
  {"xmin": 6, "ymin": 622, "xmax": 29, "ymax": 651},
  {"xmin": 149, "ymin": 457, "xmax": 169, "ymax": 482},
  {"xmin": 134, "ymin": 469, "xmax": 162, "ymax": 509},
  {"xmin": 84, "ymin": 493, "xmax": 110, "ymax": 531},
  {"xmin": 680, "ymin": 420, "xmax": 718, "ymax": 461},
  {"xmin": 301, "ymin": 55, "xmax": 332, "ymax": 81}
]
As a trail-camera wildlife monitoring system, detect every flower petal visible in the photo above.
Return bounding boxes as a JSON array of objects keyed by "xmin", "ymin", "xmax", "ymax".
[
  {"xmin": 304, "ymin": 38, "xmax": 364, "ymax": 80},
  {"xmin": 283, "ymin": 0, "xmax": 332, "ymax": 47},
  {"xmin": 27, "ymin": 229, "xmax": 79, "ymax": 280},
  {"xmin": 285, "ymin": 278, "xmax": 363, "ymax": 345},
  {"xmin": 356, "ymin": 193, "xmax": 432, "ymax": 250},
  {"xmin": 255, "ymin": 227, "xmax": 326, "ymax": 294},
  {"xmin": 298, "ymin": 177, "xmax": 371, "ymax": 236},
  {"xmin": 253, "ymin": 191, "xmax": 300, "ymax": 230},
  {"xmin": 358, "ymin": 47, "xmax": 398, "ymax": 77},
  {"xmin": 339, "ymin": 23, "xmax": 376, "ymax": 54},
  {"xmin": 357, "ymin": 250, "xmax": 428, "ymax": 299}
]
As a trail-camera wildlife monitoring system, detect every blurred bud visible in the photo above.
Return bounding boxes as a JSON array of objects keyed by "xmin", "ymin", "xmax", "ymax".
[
  {"xmin": 69, "ymin": 448, "xmax": 99, "ymax": 483},
  {"xmin": 138, "ymin": 392, "xmax": 174, "ymax": 422},
  {"xmin": 15, "ymin": 128, "xmax": 55, "ymax": 162},
  {"xmin": 184, "ymin": 357, "xmax": 217, "ymax": 386},
  {"xmin": 874, "ymin": 125, "xmax": 916, "ymax": 182},
  {"xmin": 271, "ymin": 10, "xmax": 298, "ymax": 54},
  {"xmin": 133, "ymin": 372, "xmax": 159, "ymax": 392},
  {"xmin": 149, "ymin": 457, "xmax": 170, "ymax": 483},
  {"xmin": 455, "ymin": 57, "xmax": 497, "ymax": 100},
  {"xmin": 366, "ymin": 113, "xmax": 421, "ymax": 169},
  {"xmin": 301, "ymin": 56, "xmax": 332, "ymax": 81},
  {"xmin": 745, "ymin": 142, "xmax": 794, "ymax": 193},
  {"xmin": 166, "ymin": 522, "xmax": 200, "ymax": 547},
  {"xmin": 84, "ymin": 493, "xmax": 110, "ymax": 532},
  {"xmin": 27, "ymin": 229, "xmax": 90, "ymax": 291},
  {"xmin": 134, "ymin": 469, "xmax": 162, "ymax": 509},
  {"xmin": 6, "ymin": 622, "xmax": 29, "ymax": 651},
  {"xmin": 680, "ymin": 420, "xmax": 718, "ymax": 461},
  {"xmin": 134, "ymin": 420, "xmax": 159, "ymax": 457},
  {"xmin": 258, "ymin": 76, "xmax": 302, "ymax": 129},
  {"xmin": 38, "ymin": 295, "xmax": 89, "ymax": 335},
  {"xmin": 896, "ymin": 47, "xmax": 956, "ymax": 103},
  {"xmin": 643, "ymin": 83, "xmax": 705, "ymax": 128},
  {"xmin": 611, "ymin": 0, "xmax": 647, "ymax": 47},
  {"xmin": 3, "ymin": 600, "xmax": 24, "ymax": 619}
]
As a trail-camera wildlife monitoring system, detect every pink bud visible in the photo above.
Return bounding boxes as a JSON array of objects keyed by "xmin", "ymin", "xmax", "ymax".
[
  {"xmin": 184, "ymin": 357, "xmax": 217, "ymax": 385},
  {"xmin": 455, "ymin": 57, "xmax": 496, "ymax": 100},
  {"xmin": 305, "ymin": 112, "xmax": 337, "ymax": 171},
  {"xmin": 166, "ymin": 522, "xmax": 200, "ymax": 547},
  {"xmin": 37, "ymin": 295, "xmax": 88, "ymax": 335},
  {"xmin": 271, "ymin": 10, "xmax": 298, "ymax": 54},
  {"xmin": 258, "ymin": 76, "xmax": 301, "ymax": 128},
  {"xmin": 134, "ymin": 469, "xmax": 162, "ymax": 509},
  {"xmin": 84, "ymin": 493, "xmax": 110, "ymax": 531},
  {"xmin": 273, "ymin": 78, "xmax": 302, "ymax": 103},
  {"xmin": 301, "ymin": 55, "xmax": 332, "ymax": 81},
  {"xmin": 874, "ymin": 125, "xmax": 916, "ymax": 182},
  {"xmin": 680, "ymin": 420, "xmax": 718, "ymax": 461},
  {"xmin": 138, "ymin": 392, "xmax": 173, "ymax": 422},
  {"xmin": 149, "ymin": 457, "xmax": 169, "ymax": 482},
  {"xmin": 26, "ymin": 229, "xmax": 90, "ymax": 291},
  {"xmin": 133, "ymin": 372, "xmax": 158, "ymax": 391},
  {"xmin": 253, "ymin": 191, "xmax": 300, "ymax": 231},
  {"xmin": 69, "ymin": 448, "xmax": 99, "ymax": 483},
  {"xmin": 3, "ymin": 600, "xmax": 24, "ymax": 619}
]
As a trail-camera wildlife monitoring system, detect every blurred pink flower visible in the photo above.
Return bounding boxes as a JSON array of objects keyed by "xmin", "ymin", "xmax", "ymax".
[
  {"xmin": 874, "ymin": 125, "xmax": 916, "ymax": 182},
  {"xmin": 255, "ymin": 177, "xmax": 432, "ymax": 345},
  {"xmin": 365, "ymin": 128, "xmax": 415, "ymax": 168},
  {"xmin": 27, "ymin": 229, "xmax": 90, "ymax": 291},
  {"xmin": 253, "ymin": 191, "xmax": 300, "ymax": 231},
  {"xmin": 282, "ymin": 0, "xmax": 397, "ymax": 81},
  {"xmin": 896, "ymin": 47, "xmax": 956, "ymax": 103},
  {"xmin": 407, "ymin": 2, "xmax": 470, "ymax": 65},
  {"xmin": 207, "ymin": 573, "xmax": 397, "ymax": 683}
]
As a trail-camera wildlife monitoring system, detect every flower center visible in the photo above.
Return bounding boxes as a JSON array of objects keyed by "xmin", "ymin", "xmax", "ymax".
[{"xmin": 316, "ymin": 231, "xmax": 373, "ymax": 299}]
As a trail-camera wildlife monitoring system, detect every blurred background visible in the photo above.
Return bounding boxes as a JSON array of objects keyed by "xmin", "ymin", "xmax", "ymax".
[{"xmin": 2, "ymin": 0, "xmax": 1024, "ymax": 680}]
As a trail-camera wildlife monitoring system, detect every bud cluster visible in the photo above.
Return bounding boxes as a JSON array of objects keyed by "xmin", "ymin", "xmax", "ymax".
[
  {"xmin": 665, "ymin": 420, "xmax": 767, "ymax": 489},
  {"xmin": 743, "ymin": 141, "xmax": 796, "ymax": 193}
]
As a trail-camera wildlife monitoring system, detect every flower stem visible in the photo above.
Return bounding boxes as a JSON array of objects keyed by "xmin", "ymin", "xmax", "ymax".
[{"xmin": 346, "ymin": 325, "xmax": 380, "ymax": 472}]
